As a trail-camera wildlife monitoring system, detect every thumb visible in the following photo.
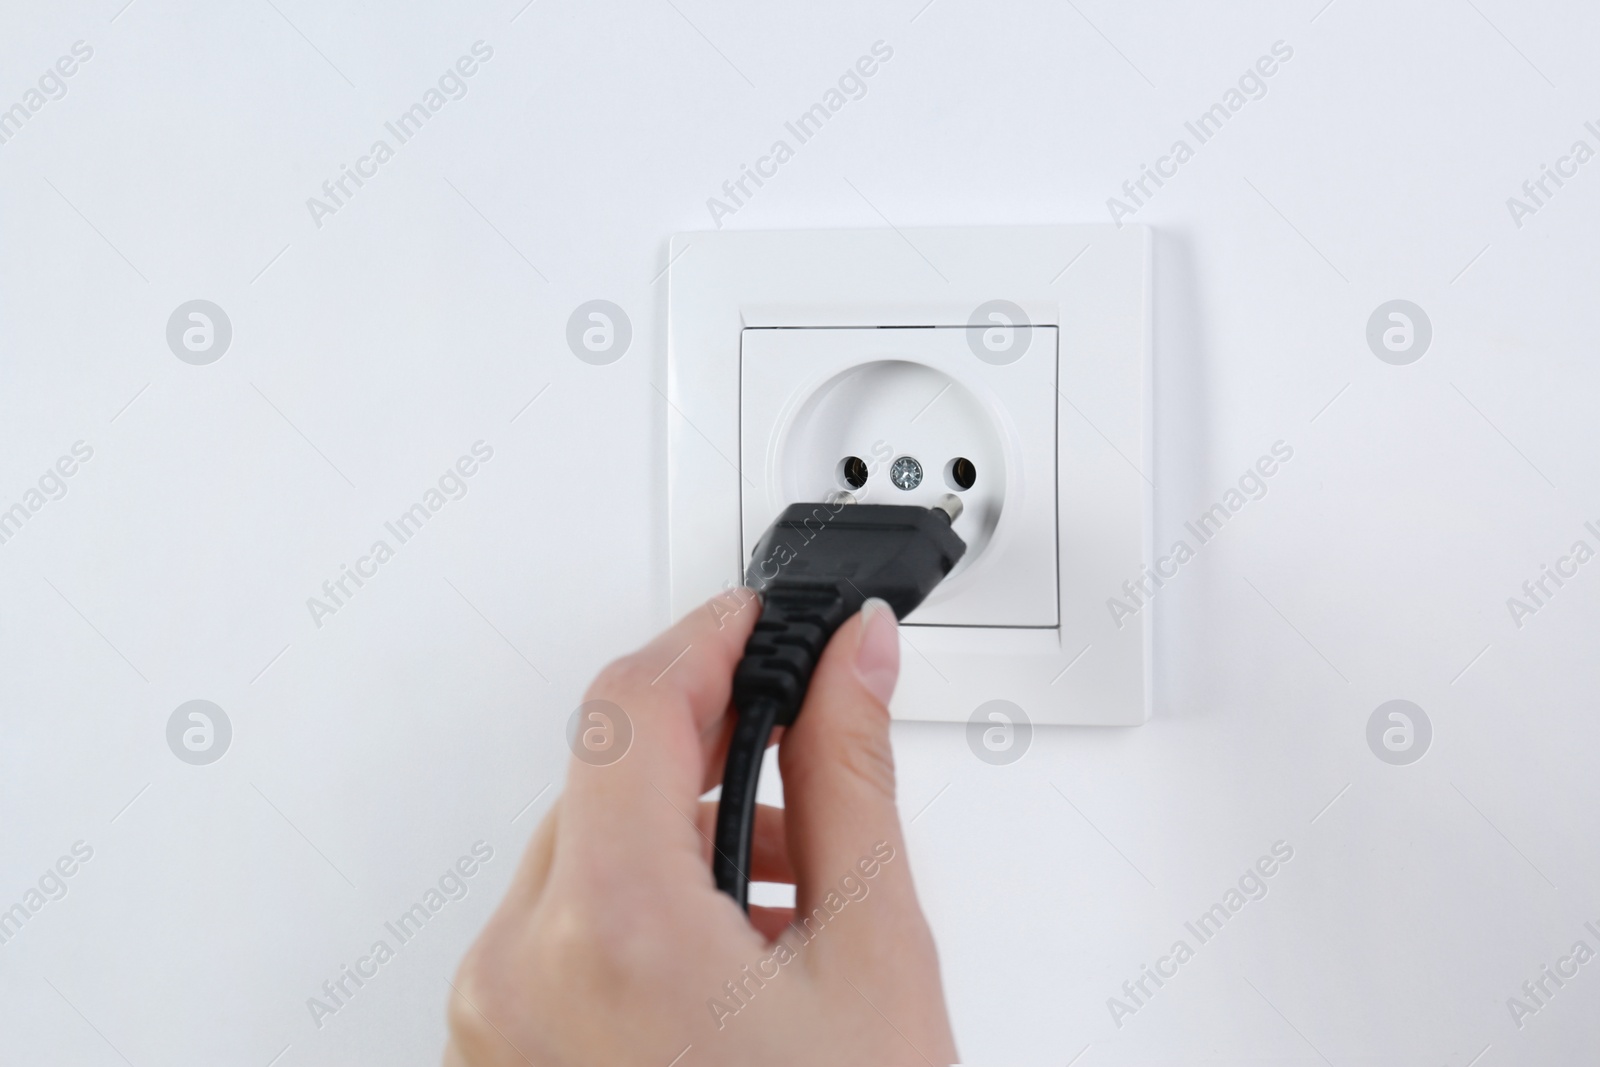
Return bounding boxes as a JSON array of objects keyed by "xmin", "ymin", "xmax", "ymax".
[{"xmin": 777, "ymin": 598, "xmax": 927, "ymax": 954}]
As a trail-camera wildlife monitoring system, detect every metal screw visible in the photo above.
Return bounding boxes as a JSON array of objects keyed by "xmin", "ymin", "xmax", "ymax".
[{"xmin": 889, "ymin": 456, "xmax": 923, "ymax": 490}]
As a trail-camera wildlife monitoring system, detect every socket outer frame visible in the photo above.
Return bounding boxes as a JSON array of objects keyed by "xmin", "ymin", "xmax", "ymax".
[{"xmin": 666, "ymin": 225, "xmax": 1152, "ymax": 725}]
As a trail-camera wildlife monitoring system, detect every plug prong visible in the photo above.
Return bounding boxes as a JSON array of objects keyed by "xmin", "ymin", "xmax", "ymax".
[{"xmin": 933, "ymin": 493, "xmax": 963, "ymax": 523}]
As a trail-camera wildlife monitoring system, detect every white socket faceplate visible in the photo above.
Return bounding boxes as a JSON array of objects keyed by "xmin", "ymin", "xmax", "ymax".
[{"xmin": 666, "ymin": 226, "xmax": 1151, "ymax": 725}]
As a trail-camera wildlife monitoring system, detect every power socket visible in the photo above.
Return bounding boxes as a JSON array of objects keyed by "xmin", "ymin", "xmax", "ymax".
[
  {"xmin": 739, "ymin": 325, "xmax": 1058, "ymax": 627},
  {"xmin": 667, "ymin": 225, "xmax": 1151, "ymax": 725}
]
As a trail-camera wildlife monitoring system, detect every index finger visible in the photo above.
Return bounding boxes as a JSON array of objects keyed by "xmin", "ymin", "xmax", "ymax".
[{"xmin": 556, "ymin": 587, "xmax": 761, "ymax": 890}]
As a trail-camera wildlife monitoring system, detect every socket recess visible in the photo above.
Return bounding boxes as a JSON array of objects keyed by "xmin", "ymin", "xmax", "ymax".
[
  {"xmin": 667, "ymin": 225, "xmax": 1151, "ymax": 725},
  {"xmin": 739, "ymin": 326, "xmax": 1059, "ymax": 628}
]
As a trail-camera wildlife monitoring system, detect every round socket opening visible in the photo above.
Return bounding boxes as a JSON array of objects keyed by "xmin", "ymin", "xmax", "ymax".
[
  {"xmin": 780, "ymin": 359, "xmax": 1006, "ymax": 591},
  {"xmin": 946, "ymin": 457, "xmax": 977, "ymax": 491}
]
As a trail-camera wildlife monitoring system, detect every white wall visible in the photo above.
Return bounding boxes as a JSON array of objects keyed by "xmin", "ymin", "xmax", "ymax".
[{"xmin": 2, "ymin": 1, "xmax": 1596, "ymax": 1063}]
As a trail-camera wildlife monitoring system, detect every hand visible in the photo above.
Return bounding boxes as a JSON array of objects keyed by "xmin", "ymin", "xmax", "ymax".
[{"xmin": 443, "ymin": 589, "xmax": 958, "ymax": 1066}]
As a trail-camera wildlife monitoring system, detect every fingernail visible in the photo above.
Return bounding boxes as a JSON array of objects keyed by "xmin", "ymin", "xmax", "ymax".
[{"xmin": 854, "ymin": 598, "xmax": 900, "ymax": 705}]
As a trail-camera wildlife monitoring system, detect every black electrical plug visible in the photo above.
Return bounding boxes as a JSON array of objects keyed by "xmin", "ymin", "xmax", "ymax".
[{"xmin": 713, "ymin": 496, "xmax": 966, "ymax": 910}]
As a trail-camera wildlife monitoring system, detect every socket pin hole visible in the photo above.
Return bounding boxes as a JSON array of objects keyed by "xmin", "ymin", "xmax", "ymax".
[
  {"xmin": 946, "ymin": 457, "xmax": 977, "ymax": 491},
  {"xmin": 838, "ymin": 456, "xmax": 869, "ymax": 490}
]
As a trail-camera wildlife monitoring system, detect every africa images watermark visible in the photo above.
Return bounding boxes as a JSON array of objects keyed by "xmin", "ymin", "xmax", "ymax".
[
  {"xmin": 306, "ymin": 441, "xmax": 495, "ymax": 628},
  {"xmin": 705, "ymin": 40, "xmax": 894, "ymax": 229},
  {"xmin": 0, "ymin": 840, "xmax": 95, "ymax": 948},
  {"xmin": 704, "ymin": 449, "xmax": 900, "ymax": 634},
  {"xmin": 739, "ymin": 494, "xmax": 856, "ymax": 594},
  {"xmin": 1504, "ymin": 519, "xmax": 1600, "ymax": 629},
  {"xmin": 1505, "ymin": 918, "xmax": 1600, "ymax": 1031},
  {"xmin": 0, "ymin": 440, "xmax": 94, "ymax": 547},
  {"xmin": 305, "ymin": 41, "xmax": 495, "ymax": 230},
  {"xmin": 0, "ymin": 39, "xmax": 94, "ymax": 147},
  {"xmin": 307, "ymin": 840, "xmax": 495, "ymax": 1029},
  {"xmin": 1106, "ymin": 441, "xmax": 1294, "ymax": 629},
  {"xmin": 1504, "ymin": 118, "xmax": 1600, "ymax": 230},
  {"xmin": 707, "ymin": 841, "xmax": 897, "ymax": 1031},
  {"xmin": 167, "ymin": 700, "xmax": 232, "ymax": 765},
  {"xmin": 1107, "ymin": 40, "xmax": 1294, "ymax": 227},
  {"xmin": 1107, "ymin": 840, "xmax": 1295, "ymax": 1029}
]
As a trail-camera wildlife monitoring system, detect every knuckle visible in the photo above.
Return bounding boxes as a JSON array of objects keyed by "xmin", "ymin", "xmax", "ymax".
[{"xmin": 530, "ymin": 896, "xmax": 647, "ymax": 992}]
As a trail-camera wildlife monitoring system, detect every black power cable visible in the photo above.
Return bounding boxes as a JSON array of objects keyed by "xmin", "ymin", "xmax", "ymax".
[{"xmin": 713, "ymin": 498, "xmax": 967, "ymax": 911}]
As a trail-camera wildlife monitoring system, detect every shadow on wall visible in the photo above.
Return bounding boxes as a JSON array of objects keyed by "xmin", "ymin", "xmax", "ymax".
[{"xmin": 1150, "ymin": 229, "xmax": 1219, "ymax": 721}]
